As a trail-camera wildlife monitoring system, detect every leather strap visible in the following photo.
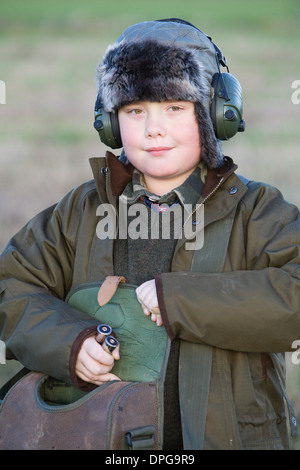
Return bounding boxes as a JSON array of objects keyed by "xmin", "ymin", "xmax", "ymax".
[
  {"xmin": 179, "ymin": 206, "xmax": 238, "ymax": 450},
  {"xmin": 97, "ymin": 276, "xmax": 126, "ymax": 306},
  {"xmin": 179, "ymin": 174, "xmax": 251, "ymax": 450}
]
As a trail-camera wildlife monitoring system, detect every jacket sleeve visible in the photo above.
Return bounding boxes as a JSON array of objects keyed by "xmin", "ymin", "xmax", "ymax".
[
  {"xmin": 156, "ymin": 183, "xmax": 300, "ymax": 353},
  {"xmin": 0, "ymin": 185, "xmax": 99, "ymax": 384}
]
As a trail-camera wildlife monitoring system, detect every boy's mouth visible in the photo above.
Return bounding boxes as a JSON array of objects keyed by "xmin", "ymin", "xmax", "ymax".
[{"xmin": 145, "ymin": 147, "xmax": 173, "ymax": 156}]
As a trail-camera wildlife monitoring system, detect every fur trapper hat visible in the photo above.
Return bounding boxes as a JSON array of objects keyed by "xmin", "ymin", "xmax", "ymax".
[{"xmin": 96, "ymin": 19, "xmax": 224, "ymax": 169}]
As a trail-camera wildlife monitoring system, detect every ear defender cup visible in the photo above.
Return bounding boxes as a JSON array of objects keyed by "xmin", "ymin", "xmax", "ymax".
[
  {"xmin": 210, "ymin": 72, "xmax": 245, "ymax": 140},
  {"xmin": 94, "ymin": 96, "xmax": 122, "ymax": 149}
]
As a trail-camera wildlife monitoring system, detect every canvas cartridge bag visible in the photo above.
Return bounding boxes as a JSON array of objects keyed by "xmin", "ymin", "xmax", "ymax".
[{"xmin": 0, "ymin": 276, "xmax": 168, "ymax": 450}]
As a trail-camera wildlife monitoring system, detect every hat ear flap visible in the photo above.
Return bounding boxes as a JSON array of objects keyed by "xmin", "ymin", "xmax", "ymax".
[{"xmin": 194, "ymin": 101, "xmax": 223, "ymax": 169}]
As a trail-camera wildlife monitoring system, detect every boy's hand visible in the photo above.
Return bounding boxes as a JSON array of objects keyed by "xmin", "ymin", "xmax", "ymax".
[
  {"xmin": 136, "ymin": 279, "xmax": 163, "ymax": 326},
  {"xmin": 75, "ymin": 336, "xmax": 120, "ymax": 385}
]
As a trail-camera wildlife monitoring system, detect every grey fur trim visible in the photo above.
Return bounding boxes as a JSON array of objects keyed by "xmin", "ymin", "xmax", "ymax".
[{"xmin": 97, "ymin": 39, "xmax": 210, "ymax": 112}]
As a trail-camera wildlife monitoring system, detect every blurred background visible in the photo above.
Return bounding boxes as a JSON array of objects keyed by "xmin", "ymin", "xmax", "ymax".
[{"xmin": 0, "ymin": 0, "xmax": 299, "ymax": 447}]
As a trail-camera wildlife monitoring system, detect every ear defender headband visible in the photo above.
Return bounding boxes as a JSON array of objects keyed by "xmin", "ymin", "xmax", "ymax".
[{"xmin": 94, "ymin": 19, "xmax": 245, "ymax": 150}]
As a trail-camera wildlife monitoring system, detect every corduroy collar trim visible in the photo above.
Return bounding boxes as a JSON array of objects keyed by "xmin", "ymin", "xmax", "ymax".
[{"xmin": 103, "ymin": 151, "xmax": 237, "ymax": 200}]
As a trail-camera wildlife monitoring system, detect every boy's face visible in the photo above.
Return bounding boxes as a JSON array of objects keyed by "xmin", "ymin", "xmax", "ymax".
[{"xmin": 118, "ymin": 101, "xmax": 201, "ymax": 194}]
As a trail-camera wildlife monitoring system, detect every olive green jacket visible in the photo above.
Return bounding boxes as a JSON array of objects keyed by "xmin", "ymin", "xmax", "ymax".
[{"xmin": 1, "ymin": 152, "xmax": 300, "ymax": 449}]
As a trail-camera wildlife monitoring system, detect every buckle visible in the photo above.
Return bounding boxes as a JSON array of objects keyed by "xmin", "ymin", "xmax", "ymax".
[{"xmin": 125, "ymin": 426, "xmax": 155, "ymax": 450}]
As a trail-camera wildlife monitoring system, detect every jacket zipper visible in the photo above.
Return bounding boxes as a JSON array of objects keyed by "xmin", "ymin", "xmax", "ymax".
[
  {"xmin": 183, "ymin": 176, "xmax": 225, "ymax": 229},
  {"xmin": 102, "ymin": 163, "xmax": 226, "ymax": 232}
]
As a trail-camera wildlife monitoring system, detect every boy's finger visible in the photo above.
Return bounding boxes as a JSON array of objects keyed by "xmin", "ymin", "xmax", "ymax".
[{"xmin": 112, "ymin": 344, "xmax": 120, "ymax": 361}]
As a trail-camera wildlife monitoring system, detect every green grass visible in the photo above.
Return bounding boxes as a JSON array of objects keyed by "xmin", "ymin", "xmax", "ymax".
[{"xmin": 0, "ymin": 0, "xmax": 299, "ymax": 39}]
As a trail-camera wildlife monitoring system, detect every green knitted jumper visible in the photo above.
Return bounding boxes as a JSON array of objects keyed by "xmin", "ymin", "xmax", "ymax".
[{"xmin": 113, "ymin": 165, "xmax": 205, "ymax": 449}]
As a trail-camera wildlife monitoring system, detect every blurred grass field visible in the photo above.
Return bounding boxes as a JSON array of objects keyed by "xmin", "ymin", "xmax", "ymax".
[{"xmin": 0, "ymin": 0, "xmax": 300, "ymax": 448}]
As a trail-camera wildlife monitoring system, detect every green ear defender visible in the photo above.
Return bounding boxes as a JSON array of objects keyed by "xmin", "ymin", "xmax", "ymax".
[
  {"xmin": 209, "ymin": 36, "xmax": 245, "ymax": 140},
  {"xmin": 93, "ymin": 19, "xmax": 245, "ymax": 148},
  {"xmin": 93, "ymin": 94, "xmax": 122, "ymax": 149},
  {"xmin": 210, "ymin": 72, "xmax": 245, "ymax": 140}
]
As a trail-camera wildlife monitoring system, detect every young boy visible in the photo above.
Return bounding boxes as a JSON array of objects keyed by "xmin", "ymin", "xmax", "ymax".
[{"xmin": 1, "ymin": 18, "xmax": 300, "ymax": 450}]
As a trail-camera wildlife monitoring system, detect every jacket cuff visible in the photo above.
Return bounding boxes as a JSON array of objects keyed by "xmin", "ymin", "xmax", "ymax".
[
  {"xmin": 155, "ymin": 273, "xmax": 175, "ymax": 341},
  {"xmin": 69, "ymin": 325, "xmax": 98, "ymax": 392}
]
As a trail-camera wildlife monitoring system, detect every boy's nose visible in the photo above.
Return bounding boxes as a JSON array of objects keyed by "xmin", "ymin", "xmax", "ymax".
[{"xmin": 145, "ymin": 116, "xmax": 166, "ymax": 139}]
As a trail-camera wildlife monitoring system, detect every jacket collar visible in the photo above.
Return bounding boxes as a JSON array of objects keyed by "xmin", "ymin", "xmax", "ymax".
[
  {"xmin": 202, "ymin": 156, "xmax": 238, "ymax": 199},
  {"xmin": 89, "ymin": 151, "xmax": 238, "ymax": 202}
]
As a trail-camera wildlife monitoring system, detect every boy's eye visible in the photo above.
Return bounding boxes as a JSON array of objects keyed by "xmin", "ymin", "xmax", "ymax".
[
  {"xmin": 169, "ymin": 106, "xmax": 182, "ymax": 112},
  {"xmin": 129, "ymin": 108, "xmax": 144, "ymax": 115}
]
